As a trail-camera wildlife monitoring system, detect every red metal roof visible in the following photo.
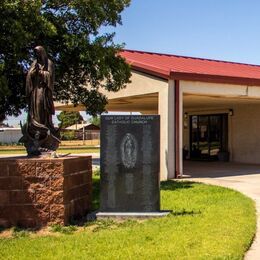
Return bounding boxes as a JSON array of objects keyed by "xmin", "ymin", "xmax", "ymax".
[{"xmin": 120, "ymin": 49, "xmax": 260, "ymax": 86}]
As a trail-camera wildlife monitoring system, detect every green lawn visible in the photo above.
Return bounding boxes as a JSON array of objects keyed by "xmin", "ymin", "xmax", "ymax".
[
  {"xmin": 0, "ymin": 146, "xmax": 100, "ymax": 155},
  {"xmin": 0, "ymin": 177, "xmax": 256, "ymax": 260}
]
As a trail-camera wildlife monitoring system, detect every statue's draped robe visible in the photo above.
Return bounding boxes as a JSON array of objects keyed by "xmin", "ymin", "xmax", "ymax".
[{"xmin": 26, "ymin": 59, "xmax": 55, "ymax": 135}]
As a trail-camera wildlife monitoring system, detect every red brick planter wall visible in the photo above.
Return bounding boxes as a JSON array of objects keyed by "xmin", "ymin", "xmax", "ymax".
[{"xmin": 0, "ymin": 156, "xmax": 92, "ymax": 228}]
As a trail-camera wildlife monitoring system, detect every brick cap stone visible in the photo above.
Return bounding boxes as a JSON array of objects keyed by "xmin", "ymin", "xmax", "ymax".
[{"xmin": 0, "ymin": 155, "xmax": 92, "ymax": 163}]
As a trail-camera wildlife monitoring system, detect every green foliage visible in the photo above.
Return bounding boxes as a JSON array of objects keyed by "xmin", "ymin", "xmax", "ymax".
[
  {"xmin": 60, "ymin": 130, "xmax": 76, "ymax": 140},
  {"xmin": 0, "ymin": 226, "xmax": 5, "ymax": 233},
  {"xmin": 93, "ymin": 167, "xmax": 100, "ymax": 176},
  {"xmin": 50, "ymin": 224, "xmax": 77, "ymax": 234},
  {"xmin": 0, "ymin": 0, "xmax": 131, "ymax": 119},
  {"xmin": 91, "ymin": 174, "xmax": 101, "ymax": 210},
  {"xmin": 90, "ymin": 116, "xmax": 101, "ymax": 127},
  {"xmin": 57, "ymin": 111, "xmax": 83, "ymax": 128},
  {"xmin": 11, "ymin": 227, "xmax": 30, "ymax": 238},
  {"xmin": 84, "ymin": 219, "xmax": 138, "ymax": 233},
  {"xmin": 92, "ymin": 219, "xmax": 117, "ymax": 232}
]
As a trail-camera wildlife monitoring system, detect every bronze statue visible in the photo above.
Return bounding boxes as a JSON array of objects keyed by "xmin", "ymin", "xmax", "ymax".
[{"xmin": 20, "ymin": 46, "xmax": 60, "ymax": 156}]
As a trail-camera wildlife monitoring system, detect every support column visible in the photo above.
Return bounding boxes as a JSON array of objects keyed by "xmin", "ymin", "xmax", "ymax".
[
  {"xmin": 179, "ymin": 85, "xmax": 183, "ymax": 177},
  {"xmin": 174, "ymin": 80, "xmax": 183, "ymax": 178},
  {"xmin": 158, "ymin": 82, "xmax": 175, "ymax": 180}
]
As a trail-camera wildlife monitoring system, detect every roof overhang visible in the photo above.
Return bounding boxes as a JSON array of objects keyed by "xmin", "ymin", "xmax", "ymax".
[
  {"xmin": 170, "ymin": 71, "xmax": 260, "ymax": 86},
  {"xmin": 130, "ymin": 64, "xmax": 169, "ymax": 80},
  {"xmin": 130, "ymin": 63, "xmax": 260, "ymax": 86}
]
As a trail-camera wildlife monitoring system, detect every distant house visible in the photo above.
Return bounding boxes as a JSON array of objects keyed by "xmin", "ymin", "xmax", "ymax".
[
  {"xmin": 0, "ymin": 127, "xmax": 22, "ymax": 144},
  {"xmin": 65, "ymin": 123, "xmax": 100, "ymax": 140}
]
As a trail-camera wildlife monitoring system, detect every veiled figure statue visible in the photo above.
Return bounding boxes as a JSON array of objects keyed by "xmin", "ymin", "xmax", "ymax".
[
  {"xmin": 20, "ymin": 46, "xmax": 60, "ymax": 156},
  {"xmin": 26, "ymin": 46, "xmax": 55, "ymax": 129}
]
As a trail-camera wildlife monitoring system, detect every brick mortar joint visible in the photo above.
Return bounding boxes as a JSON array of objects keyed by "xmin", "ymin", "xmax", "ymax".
[
  {"xmin": 69, "ymin": 195, "xmax": 89, "ymax": 201},
  {"xmin": 65, "ymin": 183, "xmax": 91, "ymax": 191}
]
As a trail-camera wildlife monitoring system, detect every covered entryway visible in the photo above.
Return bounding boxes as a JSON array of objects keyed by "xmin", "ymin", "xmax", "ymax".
[{"xmin": 181, "ymin": 82, "xmax": 260, "ymax": 178}]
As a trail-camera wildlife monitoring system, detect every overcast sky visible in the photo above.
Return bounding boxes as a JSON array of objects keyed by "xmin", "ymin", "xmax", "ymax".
[{"xmin": 6, "ymin": 0, "xmax": 260, "ymax": 126}]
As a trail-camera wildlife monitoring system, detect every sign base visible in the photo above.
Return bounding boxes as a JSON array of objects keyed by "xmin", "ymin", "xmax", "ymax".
[{"xmin": 96, "ymin": 211, "xmax": 171, "ymax": 219}]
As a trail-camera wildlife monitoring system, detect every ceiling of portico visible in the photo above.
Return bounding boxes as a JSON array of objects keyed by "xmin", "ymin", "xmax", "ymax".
[
  {"xmin": 106, "ymin": 93, "xmax": 158, "ymax": 113},
  {"xmin": 55, "ymin": 93, "xmax": 159, "ymax": 114}
]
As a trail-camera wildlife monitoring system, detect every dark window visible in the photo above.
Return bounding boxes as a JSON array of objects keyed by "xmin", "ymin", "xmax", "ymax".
[{"xmin": 190, "ymin": 114, "xmax": 228, "ymax": 160}]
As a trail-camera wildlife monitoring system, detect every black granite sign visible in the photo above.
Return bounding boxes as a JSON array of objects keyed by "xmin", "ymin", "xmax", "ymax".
[{"xmin": 100, "ymin": 115, "xmax": 160, "ymax": 212}]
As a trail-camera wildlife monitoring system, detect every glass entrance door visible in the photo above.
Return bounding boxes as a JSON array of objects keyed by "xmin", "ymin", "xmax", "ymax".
[{"xmin": 190, "ymin": 114, "xmax": 228, "ymax": 160}]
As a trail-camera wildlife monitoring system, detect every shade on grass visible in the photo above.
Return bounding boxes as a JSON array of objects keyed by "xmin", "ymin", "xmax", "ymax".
[{"xmin": 0, "ymin": 179, "xmax": 256, "ymax": 259}]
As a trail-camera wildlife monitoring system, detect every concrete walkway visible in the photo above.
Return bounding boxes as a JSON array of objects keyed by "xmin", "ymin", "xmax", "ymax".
[{"xmin": 183, "ymin": 161, "xmax": 260, "ymax": 260}]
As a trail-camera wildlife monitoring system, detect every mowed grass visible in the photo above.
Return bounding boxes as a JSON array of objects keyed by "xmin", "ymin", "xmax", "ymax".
[
  {"xmin": 0, "ymin": 146, "xmax": 100, "ymax": 155},
  {"xmin": 0, "ymin": 176, "xmax": 256, "ymax": 260}
]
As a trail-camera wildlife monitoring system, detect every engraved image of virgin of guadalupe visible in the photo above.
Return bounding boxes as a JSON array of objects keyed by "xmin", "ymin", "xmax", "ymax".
[
  {"xmin": 120, "ymin": 133, "xmax": 138, "ymax": 169},
  {"xmin": 20, "ymin": 46, "xmax": 60, "ymax": 156}
]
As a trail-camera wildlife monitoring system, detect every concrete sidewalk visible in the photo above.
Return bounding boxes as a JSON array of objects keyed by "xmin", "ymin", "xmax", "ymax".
[{"xmin": 183, "ymin": 161, "xmax": 260, "ymax": 260}]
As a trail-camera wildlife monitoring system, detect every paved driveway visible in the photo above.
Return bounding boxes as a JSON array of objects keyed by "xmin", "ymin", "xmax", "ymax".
[{"xmin": 183, "ymin": 161, "xmax": 260, "ymax": 260}]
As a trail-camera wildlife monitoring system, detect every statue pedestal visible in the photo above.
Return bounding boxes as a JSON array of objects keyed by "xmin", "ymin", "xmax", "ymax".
[{"xmin": 0, "ymin": 156, "xmax": 92, "ymax": 228}]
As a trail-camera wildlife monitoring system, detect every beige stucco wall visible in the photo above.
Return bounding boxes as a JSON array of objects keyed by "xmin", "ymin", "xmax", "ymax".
[
  {"xmin": 103, "ymin": 70, "xmax": 168, "ymax": 99},
  {"xmin": 55, "ymin": 70, "xmax": 167, "ymax": 112},
  {"xmin": 230, "ymin": 104, "xmax": 260, "ymax": 163},
  {"xmin": 162, "ymin": 80, "xmax": 175, "ymax": 179},
  {"xmin": 181, "ymin": 81, "xmax": 248, "ymax": 97}
]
